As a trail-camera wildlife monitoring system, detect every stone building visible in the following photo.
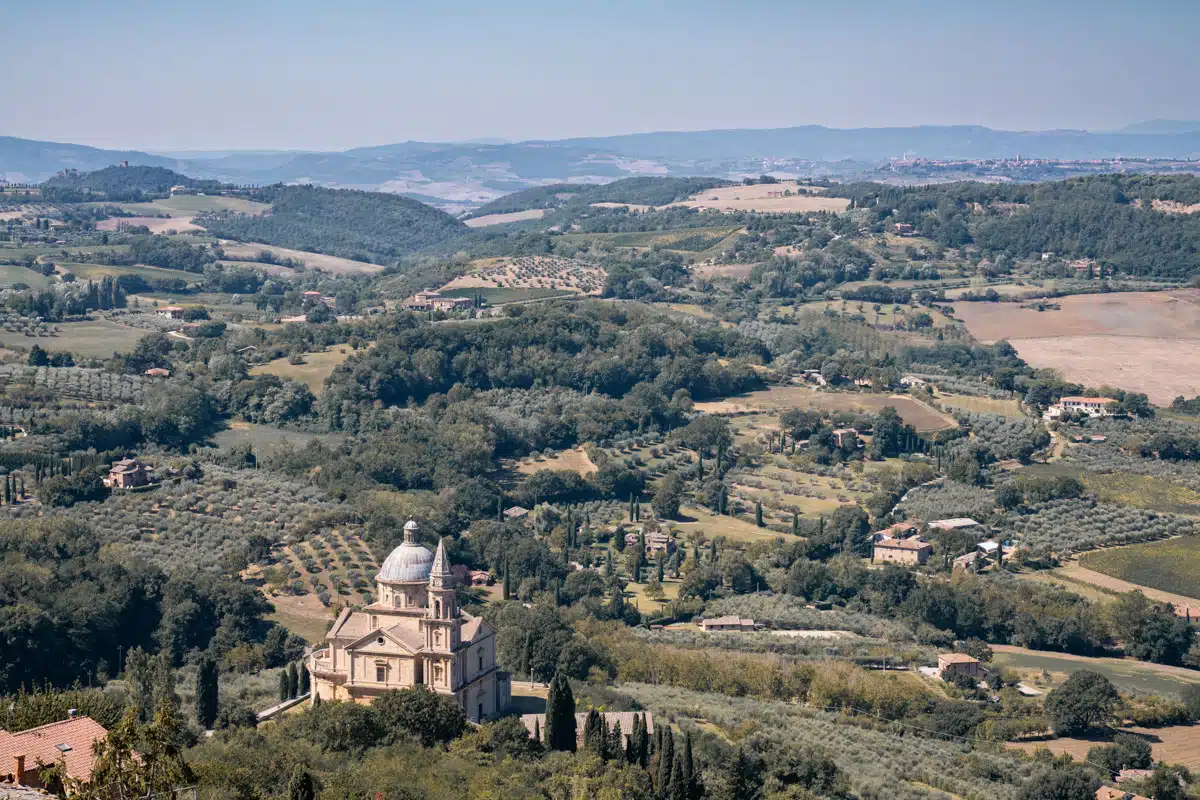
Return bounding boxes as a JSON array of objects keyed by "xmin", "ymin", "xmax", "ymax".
[{"xmin": 308, "ymin": 520, "xmax": 510, "ymax": 722}]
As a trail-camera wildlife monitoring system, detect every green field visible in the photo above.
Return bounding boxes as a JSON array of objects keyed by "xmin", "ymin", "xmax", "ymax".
[
  {"xmin": 1081, "ymin": 538, "xmax": 1200, "ymax": 600},
  {"xmin": 0, "ymin": 243, "xmax": 131, "ymax": 260},
  {"xmin": 36, "ymin": 319, "xmax": 148, "ymax": 358},
  {"xmin": 1020, "ymin": 463, "xmax": 1200, "ymax": 515},
  {"xmin": 63, "ymin": 262, "xmax": 203, "ymax": 285},
  {"xmin": 212, "ymin": 422, "xmax": 343, "ymax": 456},
  {"xmin": 993, "ymin": 646, "xmax": 1200, "ymax": 698},
  {"xmin": 558, "ymin": 226, "xmax": 740, "ymax": 254},
  {"xmin": 120, "ymin": 196, "xmax": 270, "ymax": 216},
  {"xmin": 438, "ymin": 286, "xmax": 574, "ymax": 304},
  {"xmin": 0, "ymin": 264, "xmax": 53, "ymax": 288},
  {"xmin": 249, "ymin": 345, "xmax": 362, "ymax": 395}
]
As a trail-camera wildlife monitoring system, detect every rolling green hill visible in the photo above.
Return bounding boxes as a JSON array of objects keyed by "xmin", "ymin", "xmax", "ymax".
[
  {"xmin": 196, "ymin": 185, "xmax": 469, "ymax": 263},
  {"xmin": 41, "ymin": 165, "xmax": 224, "ymax": 202}
]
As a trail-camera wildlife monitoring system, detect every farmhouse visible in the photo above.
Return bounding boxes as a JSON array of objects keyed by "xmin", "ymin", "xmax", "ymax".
[
  {"xmin": 469, "ymin": 570, "xmax": 492, "ymax": 587},
  {"xmin": 900, "ymin": 375, "xmax": 927, "ymax": 388},
  {"xmin": 893, "ymin": 222, "xmax": 915, "ymax": 235},
  {"xmin": 1045, "ymin": 396, "xmax": 1118, "ymax": 420},
  {"xmin": 521, "ymin": 711, "xmax": 652, "ymax": 749},
  {"xmin": 699, "ymin": 616, "xmax": 756, "ymax": 632},
  {"xmin": 307, "ymin": 520, "xmax": 511, "ymax": 722},
  {"xmin": 624, "ymin": 529, "xmax": 676, "ymax": 555},
  {"xmin": 1096, "ymin": 788, "xmax": 1151, "ymax": 800},
  {"xmin": 928, "ymin": 518, "xmax": 980, "ymax": 531},
  {"xmin": 103, "ymin": 457, "xmax": 149, "ymax": 489},
  {"xmin": 831, "ymin": 428, "xmax": 858, "ymax": 448},
  {"xmin": 872, "ymin": 535, "xmax": 932, "ymax": 565},
  {"xmin": 155, "ymin": 305, "xmax": 185, "ymax": 320},
  {"xmin": 0, "ymin": 714, "xmax": 110, "ymax": 791},
  {"xmin": 143, "ymin": 367, "xmax": 171, "ymax": 378},
  {"xmin": 937, "ymin": 653, "xmax": 982, "ymax": 681},
  {"xmin": 503, "ymin": 506, "xmax": 529, "ymax": 520}
]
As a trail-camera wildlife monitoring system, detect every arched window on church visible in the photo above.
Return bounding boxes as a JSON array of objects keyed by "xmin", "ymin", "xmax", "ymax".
[{"xmin": 435, "ymin": 599, "xmax": 442, "ymax": 617}]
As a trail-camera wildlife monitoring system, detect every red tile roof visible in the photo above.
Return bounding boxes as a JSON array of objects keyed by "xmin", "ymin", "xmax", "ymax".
[{"xmin": 0, "ymin": 716, "xmax": 108, "ymax": 784}]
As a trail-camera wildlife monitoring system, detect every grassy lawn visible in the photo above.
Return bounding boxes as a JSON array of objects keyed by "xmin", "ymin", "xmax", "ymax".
[
  {"xmin": 1081, "ymin": 538, "xmax": 1200, "ymax": 601},
  {"xmin": 249, "ymin": 345, "xmax": 362, "ymax": 395},
  {"xmin": 0, "ymin": 264, "xmax": 53, "ymax": 288},
  {"xmin": 625, "ymin": 579, "xmax": 681, "ymax": 616},
  {"xmin": 991, "ymin": 644, "xmax": 1200, "ymax": 698},
  {"xmin": 63, "ymin": 262, "xmax": 203, "ymax": 285},
  {"xmin": 212, "ymin": 422, "xmax": 343, "ymax": 457},
  {"xmin": 1020, "ymin": 463, "xmax": 1200, "ymax": 515},
  {"xmin": 36, "ymin": 319, "xmax": 147, "ymax": 358},
  {"xmin": 670, "ymin": 506, "xmax": 790, "ymax": 545},
  {"xmin": 935, "ymin": 392, "xmax": 1023, "ymax": 418}
]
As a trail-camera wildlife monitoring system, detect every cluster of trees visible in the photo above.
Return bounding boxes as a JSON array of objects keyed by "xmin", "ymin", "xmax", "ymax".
[
  {"xmin": 40, "ymin": 166, "xmax": 222, "ymax": 203},
  {"xmin": 198, "ymin": 184, "xmax": 468, "ymax": 263},
  {"xmin": 836, "ymin": 174, "xmax": 1200, "ymax": 279},
  {"xmin": 0, "ymin": 518, "xmax": 277, "ymax": 692},
  {"xmin": 316, "ymin": 303, "xmax": 763, "ymax": 431}
]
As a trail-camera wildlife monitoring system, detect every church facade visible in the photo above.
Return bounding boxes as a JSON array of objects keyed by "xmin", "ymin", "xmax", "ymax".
[{"xmin": 307, "ymin": 520, "xmax": 510, "ymax": 722}]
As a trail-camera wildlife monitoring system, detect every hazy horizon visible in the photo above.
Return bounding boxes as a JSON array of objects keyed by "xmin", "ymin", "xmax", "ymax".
[{"xmin": 5, "ymin": 0, "xmax": 1199, "ymax": 151}]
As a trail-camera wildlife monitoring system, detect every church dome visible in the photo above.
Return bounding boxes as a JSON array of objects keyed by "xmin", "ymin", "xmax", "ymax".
[{"xmin": 376, "ymin": 520, "xmax": 434, "ymax": 583}]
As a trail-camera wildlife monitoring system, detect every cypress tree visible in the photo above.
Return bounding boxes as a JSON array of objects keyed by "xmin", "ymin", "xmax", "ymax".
[
  {"xmin": 195, "ymin": 654, "xmax": 218, "ymax": 730},
  {"xmin": 670, "ymin": 756, "xmax": 686, "ymax": 800},
  {"xmin": 286, "ymin": 767, "xmax": 315, "ymax": 800},
  {"xmin": 634, "ymin": 498, "xmax": 640, "ymax": 521},
  {"xmin": 278, "ymin": 669, "xmax": 289, "ymax": 703},
  {"xmin": 791, "ymin": 511, "xmax": 799, "ymax": 536},
  {"xmin": 626, "ymin": 715, "xmax": 640, "ymax": 764},
  {"xmin": 656, "ymin": 553, "xmax": 665, "ymax": 583},
  {"xmin": 657, "ymin": 726, "xmax": 674, "ymax": 793},
  {"xmin": 755, "ymin": 501, "xmax": 764, "ymax": 527},
  {"xmin": 533, "ymin": 717, "xmax": 540, "ymax": 745},
  {"xmin": 286, "ymin": 662, "xmax": 299, "ymax": 699},
  {"xmin": 583, "ymin": 708, "xmax": 603, "ymax": 756},
  {"xmin": 718, "ymin": 486, "xmax": 727, "ymax": 515},
  {"xmin": 723, "ymin": 745, "xmax": 759, "ymax": 800},
  {"xmin": 697, "ymin": 455, "xmax": 703, "ymax": 480},
  {"xmin": 709, "ymin": 538, "xmax": 717, "ymax": 562},
  {"xmin": 544, "ymin": 670, "xmax": 577, "ymax": 752},
  {"xmin": 681, "ymin": 731, "xmax": 696, "ymax": 799},
  {"xmin": 299, "ymin": 663, "xmax": 310, "ymax": 696},
  {"xmin": 503, "ymin": 560, "xmax": 512, "ymax": 601},
  {"xmin": 635, "ymin": 713, "xmax": 649, "ymax": 767},
  {"xmin": 608, "ymin": 720, "xmax": 622, "ymax": 764},
  {"xmin": 629, "ymin": 494, "xmax": 635, "ymax": 522},
  {"xmin": 497, "ymin": 495, "xmax": 503, "ymax": 522}
]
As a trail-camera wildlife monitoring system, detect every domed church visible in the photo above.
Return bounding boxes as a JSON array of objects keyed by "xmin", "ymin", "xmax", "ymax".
[{"xmin": 307, "ymin": 520, "xmax": 510, "ymax": 721}]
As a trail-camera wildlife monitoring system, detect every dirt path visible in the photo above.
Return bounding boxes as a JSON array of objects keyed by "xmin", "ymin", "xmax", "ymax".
[{"xmin": 1056, "ymin": 559, "xmax": 1200, "ymax": 617}]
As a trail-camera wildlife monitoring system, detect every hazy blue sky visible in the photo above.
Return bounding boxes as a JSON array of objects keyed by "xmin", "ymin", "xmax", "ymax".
[{"xmin": 3, "ymin": 0, "xmax": 1197, "ymax": 151}]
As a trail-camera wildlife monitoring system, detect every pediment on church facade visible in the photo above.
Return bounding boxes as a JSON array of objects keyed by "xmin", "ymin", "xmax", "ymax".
[{"xmin": 345, "ymin": 626, "xmax": 421, "ymax": 655}]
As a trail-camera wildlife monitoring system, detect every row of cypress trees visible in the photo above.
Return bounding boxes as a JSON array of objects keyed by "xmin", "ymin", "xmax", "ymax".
[
  {"xmin": 277, "ymin": 661, "xmax": 310, "ymax": 703},
  {"xmin": 542, "ymin": 669, "xmax": 701, "ymax": 798}
]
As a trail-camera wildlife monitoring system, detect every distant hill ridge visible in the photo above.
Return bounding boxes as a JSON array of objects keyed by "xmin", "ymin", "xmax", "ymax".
[{"xmin": 5, "ymin": 121, "xmax": 1200, "ymax": 200}]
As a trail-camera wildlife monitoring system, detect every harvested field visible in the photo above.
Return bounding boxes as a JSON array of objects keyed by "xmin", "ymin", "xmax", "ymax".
[
  {"xmin": 693, "ymin": 386, "xmax": 955, "ymax": 432},
  {"xmin": 1010, "ymin": 336, "xmax": 1200, "ymax": 406},
  {"xmin": 690, "ymin": 261, "xmax": 755, "ymax": 279},
  {"xmin": 439, "ymin": 255, "xmax": 605, "ymax": 296},
  {"xmin": 249, "ymin": 345, "xmax": 361, "ymax": 395},
  {"xmin": 218, "ymin": 242, "xmax": 385, "ymax": 275},
  {"xmin": 514, "ymin": 447, "xmax": 597, "ymax": 476},
  {"xmin": 1080, "ymin": 539, "xmax": 1200, "ymax": 613},
  {"xmin": 952, "ymin": 290, "xmax": 1200, "ymax": 404},
  {"xmin": 590, "ymin": 201, "xmax": 653, "ymax": 213},
  {"xmin": 667, "ymin": 182, "xmax": 850, "ymax": 214},
  {"xmin": 97, "ymin": 215, "xmax": 202, "ymax": 233},
  {"xmin": 1009, "ymin": 725, "xmax": 1200, "ymax": 771},
  {"xmin": 120, "ymin": 196, "xmax": 270, "ymax": 216},
  {"xmin": 952, "ymin": 290, "xmax": 1200, "ymax": 342},
  {"xmin": 463, "ymin": 208, "xmax": 546, "ymax": 227}
]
